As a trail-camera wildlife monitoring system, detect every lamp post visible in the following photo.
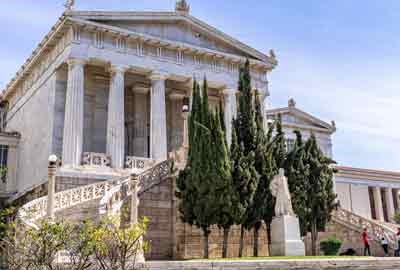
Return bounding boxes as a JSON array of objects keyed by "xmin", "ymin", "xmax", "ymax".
[
  {"xmin": 47, "ymin": 154, "xmax": 58, "ymax": 219},
  {"xmin": 182, "ymin": 97, "xmax": 190, "ymax": 149},
  {"xmin": 130, "ymin": 174, "xmax": 139, "ymax": 224}
]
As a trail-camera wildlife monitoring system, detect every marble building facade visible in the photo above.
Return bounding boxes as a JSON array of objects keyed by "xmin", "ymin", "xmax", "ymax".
[
  {"xmin": 0, "ymin": 1, "xmax": 399, "ymax": 259},
  {"xmin": 0, "ymin": 2, "xmax": 276, "ymax": 198}
]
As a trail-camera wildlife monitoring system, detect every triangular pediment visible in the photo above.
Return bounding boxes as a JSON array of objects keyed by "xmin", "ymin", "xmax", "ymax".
[
  {"xmin": 68, "ymin": 11, "xmax": 271, "ymax": 62},
  {"xmin": 266, "ymin": 106, "xmax": 336, "ymax": 133}
]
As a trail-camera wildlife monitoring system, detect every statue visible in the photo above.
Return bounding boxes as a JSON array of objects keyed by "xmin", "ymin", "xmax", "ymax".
[
  {"xmin": 175, "ymin": 0, "xmax": 190, "ymax": 13},
  {"xmin": 269, "ymin": 168, "xmax": 305, "ymax": 256},
  {"xmin": 64, "ymin": 0, "xmax": 75, "ymax": 10},
  {"xmin": 270, "ymin": 168, "xmax": 294, "ymax": 217}
]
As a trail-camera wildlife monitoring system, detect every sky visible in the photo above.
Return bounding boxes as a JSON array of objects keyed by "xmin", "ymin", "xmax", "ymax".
[{"xmin": 0, "ymin": 0, "xmax": 399, "ymax": 171}]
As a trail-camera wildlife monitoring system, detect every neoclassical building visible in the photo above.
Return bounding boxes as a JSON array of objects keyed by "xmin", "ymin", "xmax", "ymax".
[
  {"xmin": 1, "ymin": 0, "xmax": 400, "ymax": 259},
  {"xmin": 267, "ymin": 100, "xmax": 400, "ymax": 225}
]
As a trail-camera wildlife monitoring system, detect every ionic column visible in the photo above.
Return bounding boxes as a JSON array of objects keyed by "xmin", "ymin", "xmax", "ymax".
[
  {"xmin": 107, "ymin": 65, "xmax": 128, "ymax": 169},
  {"xmin": 372, "ymin": 187, "xmax": 384, "ymax": 221},
  {"xmin": 223, "ymin": 89, "xmax": 237, "ymax": 146},
  {"xmin": 62, "ymin": 58, "xmax": 86, "ymax": 166},
  {"xmin": 384, "ymin": 187, "xmax": 395, "ymax": 222},
  {"xmin": 149, "ymin": 71, "xmax": 168, "ymax": 161}
]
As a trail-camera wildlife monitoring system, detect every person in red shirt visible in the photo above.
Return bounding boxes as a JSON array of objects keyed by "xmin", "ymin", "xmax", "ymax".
[
  {"xmin": 395, "ymin": 228, "xmax": 400, "ymax": 256},
  {"xmin": 362, "ymin": 228, "xmax": 371, "ymax": 256}
]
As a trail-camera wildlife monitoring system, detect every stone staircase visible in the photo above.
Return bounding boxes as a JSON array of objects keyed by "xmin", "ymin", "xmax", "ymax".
[
  {"xmin": 306, "ymin": 207, "xmax": 399, "ymax": 256},
  {"xmin": 18, "ymin": 159, "xmax": 174, "ymax": 228}
]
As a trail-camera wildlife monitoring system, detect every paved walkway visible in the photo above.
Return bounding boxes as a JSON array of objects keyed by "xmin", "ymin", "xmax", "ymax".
[{"xmin": 146, "ymin": 257, "xmax": 400, "ymax": 270}]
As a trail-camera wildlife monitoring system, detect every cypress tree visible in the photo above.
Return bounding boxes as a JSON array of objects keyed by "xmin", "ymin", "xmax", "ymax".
[
  {"xmin": 212, "ymin": 106, "xmax": 236, "ymax": 258},
  {"xmin": 231, "ymin": 60, "xmax": 259, "ymax": 257},
  {"xmin": 285, "ymin": 133, "xmax": 338, "ymax": 255},
  {"xmin": 246, "ymin": 94, "xmax": 276, "ymax": 256},
  {"xmin": 176, "ymin": 79, "xmax": 220, "ymax": 258}
]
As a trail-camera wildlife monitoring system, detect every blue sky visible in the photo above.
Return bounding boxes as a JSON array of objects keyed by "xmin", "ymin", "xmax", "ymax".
[{"xmin": 0, "ymin": 0, "xmax": 399, "ymax": 171}]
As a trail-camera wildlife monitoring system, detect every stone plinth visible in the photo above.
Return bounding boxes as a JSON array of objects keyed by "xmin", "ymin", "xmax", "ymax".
[{"xmin": 270, "ymin": 215, "xmax": 305, "ymax": 256}]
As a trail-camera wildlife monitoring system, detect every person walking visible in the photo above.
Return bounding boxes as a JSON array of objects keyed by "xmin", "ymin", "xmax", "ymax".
[
  {"xmin": 362, "ymin": 228, "xmax": 371, "ymax": 256},
  {"xmin": 381, "ymin": 237, "xmax": 389, "ymax": 256},
  {"xmin": 395, "ymin": 228, "xmax": 400, "ymax": 256}
]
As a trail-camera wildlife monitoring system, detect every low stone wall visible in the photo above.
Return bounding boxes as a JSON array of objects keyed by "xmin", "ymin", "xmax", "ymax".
[
  {"xmin": 55, "ymin": 176, "xmax": 106, "ymax": 192},
  {"xmin": 138, "ymin": 177, "xmax": 269, "ymax": 260},
  {"xmin": 305, "ymin": 220, "xmax": 389, "ymax": 257},
  {"xmin": 146, "ymin": 258, "xmax": 400, "ymax": 270}
]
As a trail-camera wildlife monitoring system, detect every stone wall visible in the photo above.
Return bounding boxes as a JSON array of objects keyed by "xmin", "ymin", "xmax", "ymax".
[
  {"xmin": 55, "ymin": 176, "xmax": 105, "ymax": 192},
  {"xmin": 304, "ymin": 220, "xmax": 389, "ymax": 257},
  {"xmin": 138, "ymin": 177, "xmax": 269, "ymax": 260},
  {"xmin": 175, "ymin": 222, "xmax": 269, "ymax": 259},
  {"xmin": 6, "ymin": 72, "xmax": 58, "ymax": 193}
]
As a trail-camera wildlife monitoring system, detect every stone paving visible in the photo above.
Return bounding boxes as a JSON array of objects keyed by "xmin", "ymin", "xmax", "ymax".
[{"xmin": 146, "ymin": 258, "xmax": 400, "ymax": 270}]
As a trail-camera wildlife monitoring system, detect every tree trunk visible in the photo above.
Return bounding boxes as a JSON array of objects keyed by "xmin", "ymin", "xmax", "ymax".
[
  {"xmin": 266, "ymin": 223, "xmax": 272, "ymax": 256},
  {"xmin": 253, "ymin": 226, "xmax": 259, "ymax": 257},
  {"xmin": 311, "ymin": 221, "xmax": 318, "ymax": 256},
  {"xmin": 222, "ymin": 227, "xmax": 230, "ymax": 258},
  {"xmin": 239, "ymin": 225, "xmax": 244, "ymax": 257},
  {"xmin": 203, "ymin": 228, "xmax": 210, "ymax": 259}
]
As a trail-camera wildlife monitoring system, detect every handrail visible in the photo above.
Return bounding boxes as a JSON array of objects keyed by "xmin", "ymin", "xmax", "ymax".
[
  {"xmin": 332, "ymin": 207, "xmax": 398, "ymax": 249},
  {"xmin": 18, "ymin": 175, "xmax": 128, "ymax": 226},
  {"xmin": 99, "ymin": 159, "xmax": 173, "ymax": 215}
]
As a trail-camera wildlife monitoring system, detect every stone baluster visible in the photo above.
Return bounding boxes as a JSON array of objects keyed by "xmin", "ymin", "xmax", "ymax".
[
  {"xmin": 62, "ymin": 58, "xmax": 86, "ymax": 166},
  {"xmin": 107, "ymin": 65, "xmax": 128, "ymax": 168},
  {"xmin": 384, "ymin": 187, "xmax": 395, "ymax": 222},
  {"xmin": 223, "ymin": 88, "xmax": 237, "ymax": 146},
  {"xmin": 373, "ymin": 187, "xmax": 384, "ymax": 221},
  {"xmin": 149, "ymin": 71, "xmax": 168, "ymax": 161}
]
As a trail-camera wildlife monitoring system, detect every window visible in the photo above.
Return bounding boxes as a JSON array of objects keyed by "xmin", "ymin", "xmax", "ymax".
[
  {"xmin": 0, "ymin": 145, "xmax": 8, "ymax": 183},
  {"xmin": 0, "ymin": 101, "xmax": 8, "ymax": 131}
]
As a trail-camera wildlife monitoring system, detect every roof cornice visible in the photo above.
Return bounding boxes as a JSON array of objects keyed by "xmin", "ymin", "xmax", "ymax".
[
  {"xmin": 266, "ymin": 106, "xmax": 336, "ymax": 133},
  {"xmin": 67, "ymin": 10, "xmax": 276, "ymax": 64},
  {"xmin": 1, "ymin": 13, "xmax": 69, "ymax": 98},
  {"xmin": 336, "ymin": 166, "xmax": 400, "ymax": 182},
  {"xmin": 68, "ymin": 17, "xmax": 274, "ymax": 68}
]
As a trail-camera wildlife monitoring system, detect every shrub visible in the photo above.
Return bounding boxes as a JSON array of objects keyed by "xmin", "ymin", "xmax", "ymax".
[{"xmin": 320, "ymin": 237, "xmax": 342, "ymax": 255}]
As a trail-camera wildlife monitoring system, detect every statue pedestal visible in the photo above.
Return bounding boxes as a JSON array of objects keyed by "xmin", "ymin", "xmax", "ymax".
[{"xmin": 270, "ymin": 215, "xmax": 305, "ymax": 256}]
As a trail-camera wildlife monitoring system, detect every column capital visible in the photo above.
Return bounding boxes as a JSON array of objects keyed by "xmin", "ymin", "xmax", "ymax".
[
  {"xmin": 110, "ymin": 64, "xmax": 129, "ymax": 74},
  {"xmin": 67, "ymin": 58, "xmax": 87, "ymax": 67},
  {"xmin": 169, "ymin": 92, "xmax": 186, "ymax": 100},
  {"xmin": 149, "ymin": 71, "xmax": 169, "ymax": 81},
  {"xmin": 132, "ymin": 85, "xmax": 149, "ymax": 94},
  {"xmin": 223, "ymin": 88, "xmax": 238, "ymax": 96}
]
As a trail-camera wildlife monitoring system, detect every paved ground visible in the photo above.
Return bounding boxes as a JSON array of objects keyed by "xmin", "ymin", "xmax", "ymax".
[{"xmin": 146, "ymin": 257, "xmax": 400, "ymax": 270}]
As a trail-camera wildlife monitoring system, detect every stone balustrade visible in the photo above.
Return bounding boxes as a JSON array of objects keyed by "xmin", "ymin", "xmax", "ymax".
[
  {"xmin": 99, "ymin": 159, "xmax": 173, "ymax": 216},
  {"xmin": 333, "ymin": 207, "xmax": 397, "ymax": 249},
  {"xmin": 82, "ymin": 152, "xmax": 112, "ymax": 167},
  {"xmin": 125, "ymin": 156, "xmax": 156, "ymax": 173},
  {"xmin": 18, "ymin": 180, "xmax": 118, "ymax": 227}
]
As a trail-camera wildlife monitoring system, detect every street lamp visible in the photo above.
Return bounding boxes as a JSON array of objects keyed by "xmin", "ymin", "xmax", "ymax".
[
  {"xmin": 47, "ymin": 154, "xmax": 58, "ymax": 219},
  {"xmin": 182, "ymin": 98, "xmax": 190, "ymax": 148}
]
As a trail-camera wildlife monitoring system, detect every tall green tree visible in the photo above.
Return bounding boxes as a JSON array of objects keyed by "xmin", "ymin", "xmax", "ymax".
[
  {"xmin": 211, "ymin": 106, "xmax": 237, "ymax": 258},
  {"xmin": 285, "ymin": 133, "xmax": 338, "ymax": 255},
  {"xmin": 246, "ymin": 95, "xmax": 276, "ymax": 256},
  {"xmin": 231, "ymin": 60, "xmax": 259, "ymax": 257},
  {"xmin": 176, "ymin": 78, "xmax": 236, "ymax": 259}
]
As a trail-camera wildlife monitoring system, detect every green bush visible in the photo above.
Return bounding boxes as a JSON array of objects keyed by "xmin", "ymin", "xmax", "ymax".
[{"xmin": 320, "ymin": 237, "xmax": 342, "ymax": 255}]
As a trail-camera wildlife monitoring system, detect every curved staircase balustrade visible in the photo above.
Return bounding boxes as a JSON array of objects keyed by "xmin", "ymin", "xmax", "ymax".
[
  {"xmin": 18, "ymin": 176, "xmax": 127, "ymax": 226},
  {"xmin": 99, "ymin": 159, "xmax": 173, "ymax": 215},
  {"xmin": 333, "ymin": 207, "xmax": 398, "ymax": 249}
]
